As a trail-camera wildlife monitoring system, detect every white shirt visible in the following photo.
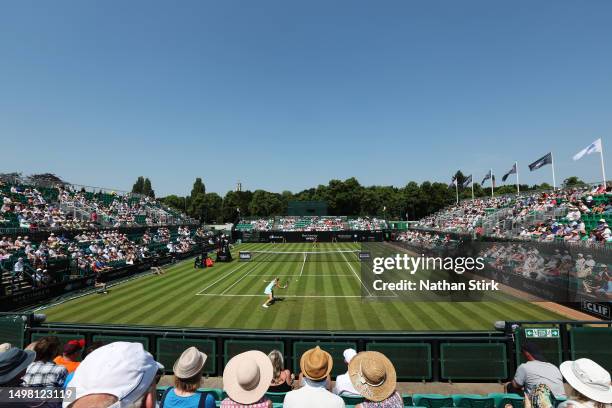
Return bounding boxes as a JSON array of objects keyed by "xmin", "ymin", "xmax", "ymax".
[
  {"xmin": 283, "ymin": 378, "xmax": 345, "ymax": 408},
  {"xmin": 332, "ymin": 372, "xmax": 359, "ymax": 396}
]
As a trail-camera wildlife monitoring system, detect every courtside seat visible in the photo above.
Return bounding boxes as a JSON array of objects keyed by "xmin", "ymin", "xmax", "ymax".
[
  {"xmin": 402, "ymin": 394, "xmax": 414, "ymax": 406},
  {"xmin": 341, "ymin": 394, "xmax": 365, "ymax": 406},
  {"xmin": 487, "ymin": 393, "xmax": 523, "ymax": 408},
  {"xmin": 265, "ymin": 392, "xmax": 288, "ymax": 403},
  {"xmin": 552, "ymin": 395, "xmax": 567, "ymax": 408},
  {"xmin": 412, "ymin": 394, "xmax": 455, "ymax": 408},
  {"xmin": 454, "ymin": 395, "xmax": 495, "ymax": 408}
]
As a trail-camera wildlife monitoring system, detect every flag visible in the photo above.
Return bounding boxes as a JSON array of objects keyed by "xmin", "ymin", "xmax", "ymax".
[
  {"xmin": 462, "ymin": 175, "xmax": 472, "ymax": 188},
  {"xmin": 502, "ymin": 163, "xmax": 517, "ymax": 182},
  {"xmin": 481, "ymin": 170, "xmax": 492, "ymax": 185},
  {"xmin": 573, "ymin": 139, "xmax": 602, "ymax": 161},
  {"xmin": 529, "ymin": 153, "xmax": 553, "ymax": 171}
]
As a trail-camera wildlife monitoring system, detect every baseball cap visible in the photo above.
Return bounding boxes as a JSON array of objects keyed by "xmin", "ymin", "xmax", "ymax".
[
  {"xmin": 64, "ymin": 339, "xmax": 85, "ymax": 355},
  {"xmin": 64, "ymin": 342, "xmax": 158, "ymax": 408},
  {"xmin": 343, "ymin": 348, "xmax": 357, "ymax": 364}
]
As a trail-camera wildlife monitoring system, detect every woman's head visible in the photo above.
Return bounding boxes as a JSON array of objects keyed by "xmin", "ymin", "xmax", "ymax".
[
  {"xmin": 268, "ymin": 350, "xmax": 284, "ymax": 380},
  {"xmin": 33, "ymin": 336, "xmax": 62, "ymax": 362}
]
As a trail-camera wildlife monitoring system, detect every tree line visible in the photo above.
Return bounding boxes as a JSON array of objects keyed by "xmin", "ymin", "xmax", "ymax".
[{"xmin": 126, "ymin": 173, "xmax": 587, "ymax": 224}]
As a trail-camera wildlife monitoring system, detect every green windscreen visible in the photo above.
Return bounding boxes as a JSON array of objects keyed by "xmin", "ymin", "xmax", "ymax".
[
  {"xmin": 92, "ymin": 335, "xmax": 150, "ymax": 351},
  {"xmin": 0, "ymin": 316, "xmax": 25, "ymax": 348},
  {"xmin": 156, "ymin": 338, "xmax": 216, "ymax": 375},
  {"xmin": 441, "ymin": 343, "xmax": 507, "ymax": 380},
  {"xmin": 292, "ymin": 341, "xmax": 356, "ymax": 378},
  {"xmin": 570, "ymin": 327, "xmax": 612, "ymax": 372},
  {"xmin": 366, "ymin": 342, "xmax": 431, "ymax": 380},
  {"xmin": 224, "ymin": 340, "xmax": 284, "ymax": 366}
]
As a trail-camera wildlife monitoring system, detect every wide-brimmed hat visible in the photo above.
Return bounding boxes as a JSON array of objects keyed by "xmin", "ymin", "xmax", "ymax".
[
  {"xmin": 348, "ymin": 351, "xmax": 396, "ymax": 402},
  {"xmin": 223, "ymin": 351, "xmax": 273, "ymax": 405},
  {"xmin": 560, "ymin": 359, "xmax": 612, "ymax": 403},
  {"xmin": 0, "ymin": 348, "xmax": 35, "ymax": 384},
  {"xmin": 300, "ymin": 346, "xmax": 333, "ymax": 381},
  {"xmin": 173, "ymin": 347, "xmax": 207, "ymax": 379},
  {"xmin": 64, "ymin": 342, "xmax": 158, "ymax": 408}
]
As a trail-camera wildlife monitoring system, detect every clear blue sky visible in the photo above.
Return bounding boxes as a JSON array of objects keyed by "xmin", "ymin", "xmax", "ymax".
[{"xmin": 1, "ymin": 0, "xmax": 611, "ymax": 196}]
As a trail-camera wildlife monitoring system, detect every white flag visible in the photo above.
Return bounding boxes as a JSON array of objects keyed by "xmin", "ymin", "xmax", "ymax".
[{"xmin": 573, "ymin": 138, "xmax": 602, "ymax": 161}]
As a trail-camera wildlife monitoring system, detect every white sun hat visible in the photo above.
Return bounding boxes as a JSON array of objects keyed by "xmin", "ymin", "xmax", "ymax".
[{"xmin": 560, "ymin": 358, "xmax": 612, "ymax": 404}]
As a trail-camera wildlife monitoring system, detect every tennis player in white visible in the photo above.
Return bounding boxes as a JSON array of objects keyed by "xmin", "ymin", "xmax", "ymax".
[{"xmin": 262, "ymin": 277, "xmax": 287, "ymax": 308}]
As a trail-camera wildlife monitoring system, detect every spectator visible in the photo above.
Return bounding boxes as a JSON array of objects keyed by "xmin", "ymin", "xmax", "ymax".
[
  {"xmin": 348, "ymin": 351, "xmax": 402, "ymax": 408},
  {"xmin": 159, "ymin": 346, "xmax": 215, "ymax": 408},
  {"xmin": 283, "ymin": 346, "xmax": 345, "ymax": 408},
  {"xmin": 54, "ymin": 339, "xmax": 85, "ymax": 374},
  {"xmin": 558, "ymin": 358, "xmax": 611, "ymax": 408},
  {"xmin": 268, "ymin": 349, "xmax": 293, "ymax": 393},
  {"xmin": 221, "ymin": 350, "xmax": 273, "ymax": 408},
  {"xmin": 0, "ymin": 347, "xmax": 36, "ymax": 408},
  {"xmin": 0, "ymin": 346, "xmax": 35, "ymax": 386},
  {"xmin": 507, "ymin": 342, "xmax": 566, "ymax": 398},
  {"xmin": 333, "ymin": 348, "xmax": 360, "ymax": 397},
  {"xmin": 64, "ymin": 342, "xmax": 158, "ymax": 408},
  {"xmin": 23, "ymin": 336, "xmax": 67, "ymax": 388}
]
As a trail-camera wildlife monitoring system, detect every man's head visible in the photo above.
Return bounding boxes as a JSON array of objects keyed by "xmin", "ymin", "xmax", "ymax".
[
  {"xmin": 521, "ymin": 342, "xmax": 546, "ymax": 362},
  {"xmin": 65, "ymin": 342, "xmax": 159, "ymax": 408},
  {"xmin": 63, "ymin": 339, "xmax": 85, "ymax": 361}
]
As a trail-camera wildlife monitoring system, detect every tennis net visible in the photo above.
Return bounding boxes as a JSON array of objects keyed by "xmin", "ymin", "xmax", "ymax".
[{"xmin": 238, "ymin": 250, "xmax": 361, "ymax": 262}]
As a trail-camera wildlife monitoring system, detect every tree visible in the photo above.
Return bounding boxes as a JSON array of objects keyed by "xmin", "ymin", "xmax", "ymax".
[
  {"xmin": 143, "ymin": 178, "xmax": 155, "ymax": 198},
  {"xmin": 249, "ymin": 190, "xmax": 283, "ymax": 216},
  {"xmin": 191, "ymin": 178, "xmax": 206, "ymax": 199},
  {"xmin": 132, "ymin": 176, "xmax": 145, "ymax": 194},
  {"xmin": 564, "ymin": 176, "xmax": 586, "ymax": 187}
]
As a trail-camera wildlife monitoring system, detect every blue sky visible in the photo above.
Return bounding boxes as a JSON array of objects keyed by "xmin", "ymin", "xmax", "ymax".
[{"xmin": 1, "ymin": 0, "xmax": 611, "ymax": 196}]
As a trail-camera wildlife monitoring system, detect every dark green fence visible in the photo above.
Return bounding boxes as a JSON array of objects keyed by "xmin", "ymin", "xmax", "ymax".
[{"xmin": 1, "ymin": 317, "xmax": 610, "ymax": 382}]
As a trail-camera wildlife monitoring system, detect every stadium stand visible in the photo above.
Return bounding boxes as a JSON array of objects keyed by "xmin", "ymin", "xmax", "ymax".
[
  {"xmin": 235, "ymin": 216, "xmax": 388, "ymax": 232},
  {"xmin": 413, "ymin": 185, "xmax": 612, "ymax": 245}
]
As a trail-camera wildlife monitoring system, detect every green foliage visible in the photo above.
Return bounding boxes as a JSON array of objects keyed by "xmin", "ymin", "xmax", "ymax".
[
  {"xmin": 132, "ymin": 176, "xmax": 145, "ymax": 194},
  {"xmin": 564, "ymin": 176, "xmax": 586, "ymax": 187},
  {"xmin": 159, "ymin": 175, "xmax": 576, "ymax": 223}
]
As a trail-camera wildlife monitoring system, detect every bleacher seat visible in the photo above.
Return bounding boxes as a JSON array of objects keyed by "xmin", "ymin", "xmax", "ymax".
[
  {"xmin": 412, "ymin": 394, "xmax": 455, "ymax": 408},
  {"xmin": 487, "ymin": 393, "xmax": 523, "ymax": 408}
]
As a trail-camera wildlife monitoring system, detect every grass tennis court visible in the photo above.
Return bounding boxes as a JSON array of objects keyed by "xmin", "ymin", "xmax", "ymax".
[{"xmin": 41, "ymin": 243, "xmax": 566, "ymax": 331}]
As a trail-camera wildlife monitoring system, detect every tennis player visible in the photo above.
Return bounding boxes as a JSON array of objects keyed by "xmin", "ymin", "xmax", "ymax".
[{"xmin": 262, "ymin": 277, "xmax": 287, "ymax": 308}]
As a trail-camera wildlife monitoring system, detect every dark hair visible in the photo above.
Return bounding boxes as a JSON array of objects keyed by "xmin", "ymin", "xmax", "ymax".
[
  {"xmin": 521, "ymin": 342, "xmax": 546, "ymax": 362},
  {"xmin": 33, "ymin": 336, "xmax": 62, "ymax": 362}
]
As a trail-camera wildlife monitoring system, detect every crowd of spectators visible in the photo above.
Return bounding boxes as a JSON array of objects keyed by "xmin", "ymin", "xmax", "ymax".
[
  {"xmin": 236, "ymin": 217, "xmax": 388, "ymax": 232},
  {"xmin": 414, "ymin": 184, "xmax": 612, "ymax": 246},
  {"xmin": 0, "ymin": 180, "xmax": 195, "ymax": 232},
  {"xmin": 0, "ymin": 339, "xmax": 609, "ymax": 408},
  {"xmin": 0, "ymin": 226, "xmax": 200, "ymax": 293}
]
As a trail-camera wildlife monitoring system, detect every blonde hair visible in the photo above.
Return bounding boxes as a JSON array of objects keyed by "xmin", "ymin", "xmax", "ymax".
[
  {"xmin": 268, "ymin": 350, "xmax": 284, "ymax": 380},
  {"xmin": 569, "ymin": 387, "xmax": 606, "ymax": 408}
]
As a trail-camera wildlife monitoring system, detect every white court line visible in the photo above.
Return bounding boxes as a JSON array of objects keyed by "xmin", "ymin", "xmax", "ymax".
[
  {"xmin": 196, "ymin": 261, "xmax": 250, "ymax": 295},
  {"xmin": 195, "ymin": 293, "xmax": 398, "ymax": 298},
  {"xmin": 339, "ymin": 250, "xmax": 374, "ymax": 297},
  {"xmin": 255, "ymin": 274, "xmax": 353, "ymax": 277},
  {"xmin": 220, "ymin": 262, "xmax": 264, "ymax": 295},
  {"xmin": 297, "ymin": 253, "xmax": 307, "ymax": 281}
]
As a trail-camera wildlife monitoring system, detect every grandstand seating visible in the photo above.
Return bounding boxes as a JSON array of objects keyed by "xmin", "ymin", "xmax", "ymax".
[{"xmin": 235, "ymin": 216, "xmax": 387, "ymax": 232}]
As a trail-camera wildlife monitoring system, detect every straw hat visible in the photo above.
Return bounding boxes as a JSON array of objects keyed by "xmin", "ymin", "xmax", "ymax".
[
  {"xmin": 560, "ymin": 359, "xmax": 612, "ymax": 404},
  {"xmin": 173, "ymin": 347, "xmax": 207, "ymax": 379},
  {"xmin": 348, "ymin": 351, "xmax": 396, "ymax": 402},
  {"xmin": 223, "ymin": 351, "xmax": 273, "ymax": 405},
  {"xmin": 300, "ymin": 346, "xmax": 333, "ymax": 381}
]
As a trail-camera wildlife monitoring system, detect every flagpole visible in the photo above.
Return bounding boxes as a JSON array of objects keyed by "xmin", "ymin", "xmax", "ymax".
[
  {"xmin": 600, "ymin": 140, "xmax": 607, "ymax": 187},
  {"xmin": 551, "ymin": 152, "xmax": 557, "ymax": 190},
  {"xmin": 490, "ymin": 168, "xmax": 494, "ymax": 197},
  {"xmin": 515, "ymin": 161, "xmax": 520, "ymax": 195},
  {"xmin": 455, "ymin": 179, "xmax": 459, "ymax": 204}
]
